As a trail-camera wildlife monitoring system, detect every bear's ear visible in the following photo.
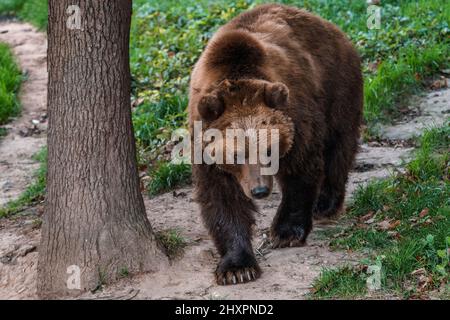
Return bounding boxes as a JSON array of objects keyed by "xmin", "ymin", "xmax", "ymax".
[
  {"xmin": 220, "ymin": 79, "xmax": 240, "ymax": 95},
  {"xmin": 197, "ymin": 93, "xmax": 225, "ymax": 121},
  {"xmin": 264, "ymin": 82, "xmax": 289, "ymax": 108}
]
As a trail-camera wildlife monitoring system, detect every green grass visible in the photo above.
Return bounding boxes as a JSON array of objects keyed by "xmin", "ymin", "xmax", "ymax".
[
  {"xmin": 0, "ymin": 147, "xmax": 47, "ymax": 218},
  {"xmin": 0, "ymin": 0, "xmax": 48, "ymax": 30},
  {"xmin": 147, "ymin": 162, "xmax": 191, "ymax": 196},
  {"xmin": 312, "ymin": 125, "xmax": 450, "ymax": 299},
  {"xmin": 311, "ymin": 266, "xmax": 367, "ymax": 299},
  {"xmin": 133, "ymin": 96, "xmax": 187, "ymax": 164},
  {"xmin": 118, "ymin": 267, "xmax": 130, "ymax": 279},
  {"xmin": 155, "ymin": 228, "xmax": 187, "ymax": 258},
  {"xmin": 0, "ymin": 43, "xmax": 22, "ymax": 125},
  {"xmin": 0, "ymin": 127, "xmax": 7, "ymax": 137}
]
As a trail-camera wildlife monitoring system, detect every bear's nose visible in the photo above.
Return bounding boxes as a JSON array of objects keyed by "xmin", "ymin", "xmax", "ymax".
[{"xmin": 251, "ymin": 186, "xmax": 270, "ymax": 199}]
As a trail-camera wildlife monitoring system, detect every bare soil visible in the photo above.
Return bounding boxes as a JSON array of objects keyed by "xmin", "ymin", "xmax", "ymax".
[{"xmin": 0, "ymin": 22, "xmax": 448, "ymax": 300}]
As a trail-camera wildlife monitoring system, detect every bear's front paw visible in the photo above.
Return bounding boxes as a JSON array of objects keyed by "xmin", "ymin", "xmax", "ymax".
[
  {"xmin": 215, "ymin": 252, "xmax": 261, "ymax": 285},
  {"xmin": 271, "ymin": 223, "xmax": 311, "ymax": 248}
]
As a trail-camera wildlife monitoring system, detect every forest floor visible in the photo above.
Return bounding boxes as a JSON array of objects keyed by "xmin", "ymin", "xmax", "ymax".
[{"xmin": 0, "ymin": 21, "xmax": 448, "ymax": 300}]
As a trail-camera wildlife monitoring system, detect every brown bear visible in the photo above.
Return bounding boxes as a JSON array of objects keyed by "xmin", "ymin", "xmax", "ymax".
[{"xmin": 188, "ymin": 4, "xmax": 363, "ymax": 285}]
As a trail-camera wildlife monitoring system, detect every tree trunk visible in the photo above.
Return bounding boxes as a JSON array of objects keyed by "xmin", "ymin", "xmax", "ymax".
[{"xmin": 38, "ymin": 0, "xmax": 167, "ymax": 298}]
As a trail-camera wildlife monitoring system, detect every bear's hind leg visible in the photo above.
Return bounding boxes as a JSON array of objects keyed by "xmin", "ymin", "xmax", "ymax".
[
  {"xmin": 195, "ymin": 166, "xmax": 261, "ymax": 285},
  {"xmin": 271, "ymin": 175, "xmax": 320, "ymax": 248},
  {"xmin": 314, "ymin": 133, "xmax": 358, "ymax": 219},
  {"xmin": 314, "ymin": 180, "xmax": 345, "ymax": 219}
]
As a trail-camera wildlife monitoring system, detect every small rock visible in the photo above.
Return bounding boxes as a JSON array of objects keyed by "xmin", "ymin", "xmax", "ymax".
[
  {"xmin": 19, "ymin": 128, "xmax": 32, "ymax": 137},
  {"xmin": 1, "ymin": 181, "xmax": 13, "ymax": 191},
  {"xmin": 40, "ymin": 113, "xmax": 48, "ymax": 122},
  {"xmin": 173, "ymin": 191, "xmax": 187, "ymax": 198}
]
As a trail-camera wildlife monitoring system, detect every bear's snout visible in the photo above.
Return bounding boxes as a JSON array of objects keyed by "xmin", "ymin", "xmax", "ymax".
[{"xmin": 251, "ymin": 186, "xmax": 270, "ymax": 199}]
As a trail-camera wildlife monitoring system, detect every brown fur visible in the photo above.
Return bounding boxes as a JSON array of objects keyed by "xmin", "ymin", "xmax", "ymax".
[{"xmin": 188, "ymin": 4, "xmax": 363, "ymax": 285}]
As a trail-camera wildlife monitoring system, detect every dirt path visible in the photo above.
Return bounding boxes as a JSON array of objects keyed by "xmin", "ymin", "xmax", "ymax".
[
  {"xmin": 0, "ymin": 22, "xmax": 47, "ymax": 206},
  {"xmin": 0, "ymin": 22, "xmax": 448, "ymax": 299}
]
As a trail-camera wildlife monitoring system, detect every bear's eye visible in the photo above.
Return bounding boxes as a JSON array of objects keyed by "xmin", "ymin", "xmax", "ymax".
[{"xmin": 261, "ymin": 120, "xmax": 267, "ymax": 125}]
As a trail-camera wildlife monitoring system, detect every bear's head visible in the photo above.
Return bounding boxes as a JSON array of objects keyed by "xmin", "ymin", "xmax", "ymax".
[{"xmin": 196, "ymin": 79, "xmax": 295, "ymax": 199}]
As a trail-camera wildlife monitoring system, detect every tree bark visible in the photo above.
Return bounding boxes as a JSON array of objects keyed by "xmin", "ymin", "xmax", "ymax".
[{"xmin": 38, "ymin": 0, "xmax": 167, "ymax": 298}]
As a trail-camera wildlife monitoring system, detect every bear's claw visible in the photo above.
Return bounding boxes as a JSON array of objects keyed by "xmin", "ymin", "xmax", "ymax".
[
  {"xmin": 271, "ymin": 235, "xmax": 306, "ymax": 248},
  {"xmin": 271, "ymin": 224, "xmax": 309, "ymax": 248},
  {"xmin": 215, "ymin": 267, "xmax": 261, "ymax": 286}
]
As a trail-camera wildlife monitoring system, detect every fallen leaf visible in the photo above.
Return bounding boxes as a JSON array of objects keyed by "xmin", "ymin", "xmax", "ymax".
[
  {"xmin": 411, "ymin": 268, "xmax": 427, "ymax": 276},
  {"xmin": 430, "ymin": 77, "xmax": 448, "ymax": 90},
  {"xmin": 419, "ymin": 208, "xmax": 429, "ymax": 218},
  {"xmin": 365, "ymin": 217, "xmax": 375, "ymax": 224},
  {"xmin": 377, "ymin": 219, "xmax": 400, "ymax": 230},
  {"xmin": 131, "ymin": 97, "xmax": 145, "ymax": 108},
  {"xmin": 390, "ymin": 220, "xmax": 401, "ymax": 229},
  {"xmin": 360, "ymin": 211, "xmax": 374, "ymax": 222},
  {"xmin": 387, "ymin": 231, "xmax": 400, "ymax": 239},
  {"xmin": 377, "ymin": 219, "xmax": 391, "ymax": 230},
  {"xmin": 368, "ymin": 59, "xmax": 381, "ymax": 72},
  {"xmin": 417, "ymin": 275, "xmax": 432, "ymax": 292}
]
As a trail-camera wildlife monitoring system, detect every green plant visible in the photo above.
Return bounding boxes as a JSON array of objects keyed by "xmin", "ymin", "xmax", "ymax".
[
  {"xmin": 132, "ymin": 96, "xmax": 188, "ymax": 161},
  {"xmin": 118, "ymin": 267, "xmax": 130, "ymax": 278},
  {"xmin": 0, "ymin": 43, "xmax": 22, "ymax": 125},
  {"xmin": 0, "ymin": 0, "xmax": 48, "ymax": 30},
  {"xmin": 155, "ymin": 229, "xmax": 187, "ymax": 258},
  {"xmin": 0, "ymin": 127, "xmax": 7, "ymax": 138},
  {"xmin": 0, "ymin": 147, "xmax": 47, "ymax": 218},
  {"xmin": 147, "ymin": 163, "xmax": 191, "ymax": 196},
  {"xmin": 311, "ymin": 266, "xmax": 367, "ymax": 299},
  {"xmin": 91, "ymin": 269, "xmax": 108, "ymax": 293}
]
